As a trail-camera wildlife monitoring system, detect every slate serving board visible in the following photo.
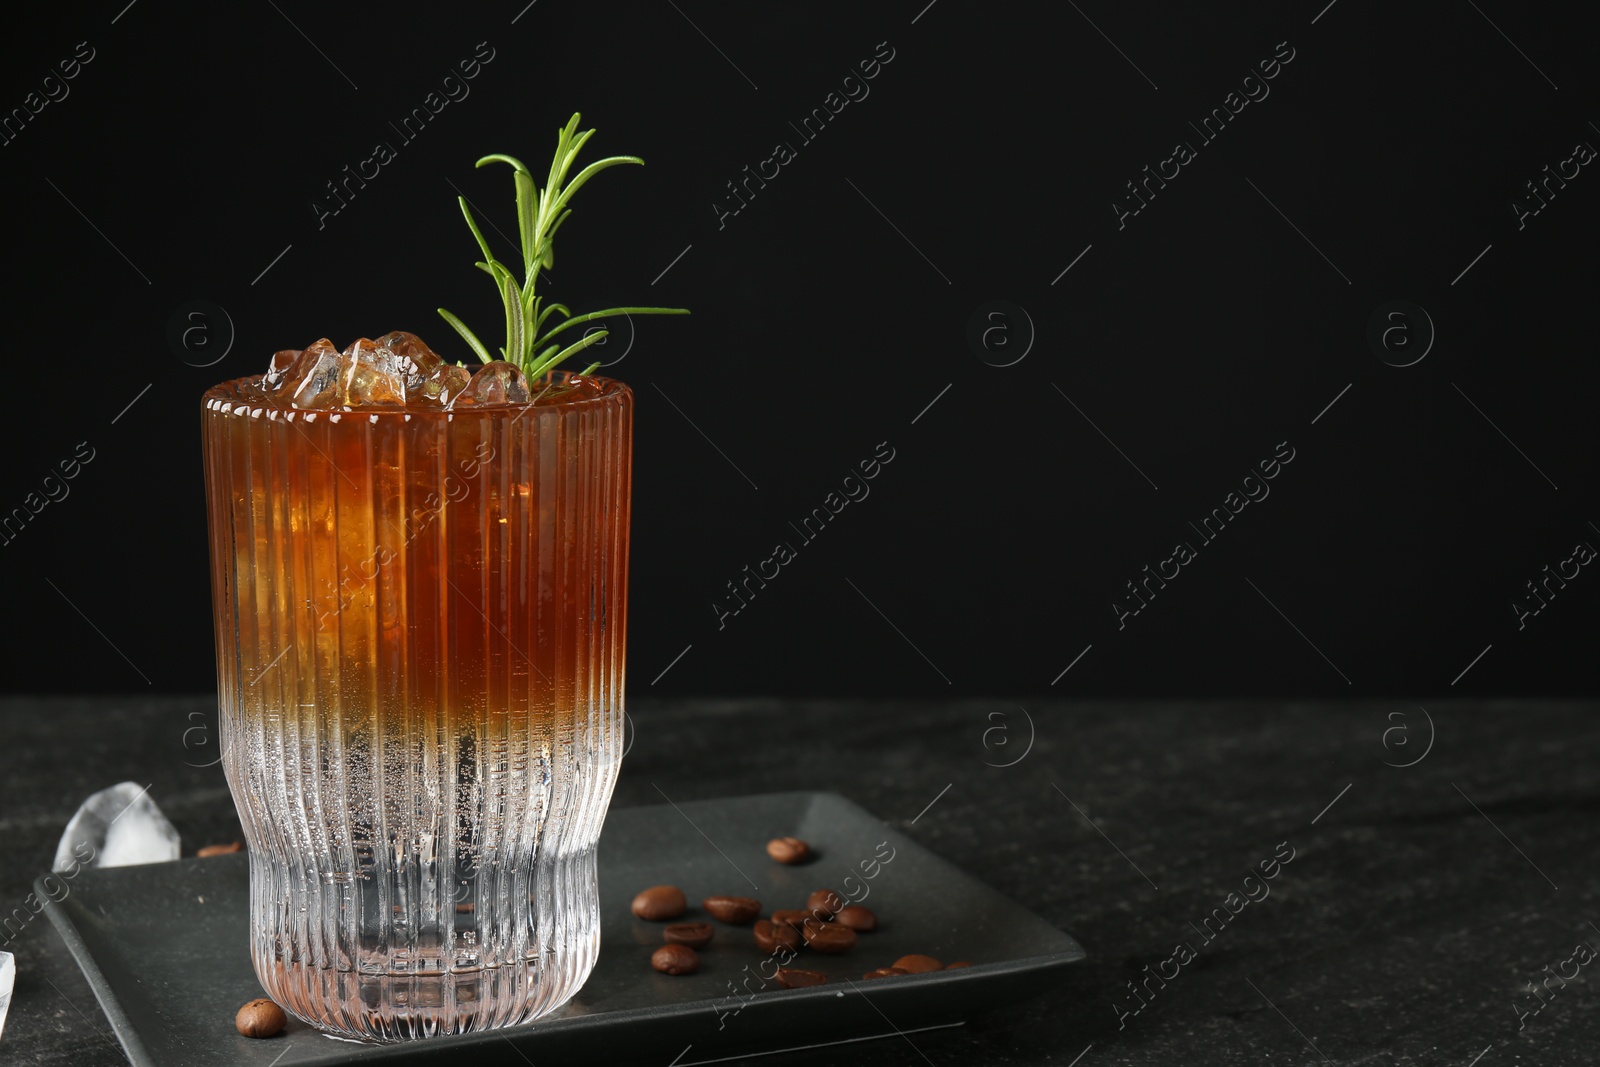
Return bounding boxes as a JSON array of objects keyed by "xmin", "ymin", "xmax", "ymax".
[{"xmin": 40, "ymin": 790, "xmax": 1084, "ymax": 1065}]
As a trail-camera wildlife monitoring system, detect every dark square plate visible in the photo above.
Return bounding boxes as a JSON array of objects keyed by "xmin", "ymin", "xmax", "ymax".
[{"xmin": 40, "ymin": 790, "xmax": 1084, "ymax": 1065}]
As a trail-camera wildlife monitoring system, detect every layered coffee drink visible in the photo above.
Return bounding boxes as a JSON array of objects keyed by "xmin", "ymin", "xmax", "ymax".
[{"xmin": 203, "ymin": 333, "xmax": 631, "ymax": 1039}]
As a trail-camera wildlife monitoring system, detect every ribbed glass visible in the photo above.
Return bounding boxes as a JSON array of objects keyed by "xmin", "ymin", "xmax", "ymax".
[{"xmin": 200, "ymin": 372, "xmax": 631, "ymax": 1041}]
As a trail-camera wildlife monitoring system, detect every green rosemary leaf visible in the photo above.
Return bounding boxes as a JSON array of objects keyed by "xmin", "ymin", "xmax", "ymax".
[
  {"xmin": 520, "ymin": 289, "xmax": 536, "ymax": 365},
  {"xmin": 475, "ymin": 153, "xmax": 530, "ymax": 173},
  {"xmin": 475, "ymin": 259, "xmax": 517, "ymax": 286},
  {"xmin": 546, "ymin": 208, "xmax": 574, "ymax": 242},
  {"xmin": 537, "ymin": 329, "xmax": 611, "ymax": 377},
  {"xmin": 458, "ymin": 198, "xmax": 495, "ymax": 265},
  {"xmin": 536, "ymin": 117, "xmax": 616, "ymax": 246},
  {"xmin": 556, "ymin": 128, "xmax": 596, "ymax": 188},
  {"xmin": 500, "ymin": 273, "xmax": 525, "ymax": 366},
  {"xmin": 437, "ymin": 308, "xmax": 494, "ymax": 364},
  {"xmin": 514, "ymin": 169, "xmax": 538, "ymax": 277},
  {"xmin": 524, "ymin": 342, "xmax": 561, "ymax": 379},
  {"xmin": 580, "ymin": 361, "xmax": 602, "ymax": 376},
  {"xmin": 535, "ymin": 305, "xmax": 689, "ymax": 348},
  {"xmin": 541, "ymin": 208, "xmax": 575, "ymax": 269},
  {"xmin": 550, "ymin": 156, "xmax": 644, "ymax": 217},
  {"xmin": 544, "ymin": 114, "xmax": 583, "ymax": 208},
  {"xmin": 535, "ymin": 302, "xmax": 571, "ymax": 332}
]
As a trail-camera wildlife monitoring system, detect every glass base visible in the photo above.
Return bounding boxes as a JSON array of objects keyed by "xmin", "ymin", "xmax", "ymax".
[{"xmin": 250, "ymin": 847, "xmax": 602, "ymax": 1041}]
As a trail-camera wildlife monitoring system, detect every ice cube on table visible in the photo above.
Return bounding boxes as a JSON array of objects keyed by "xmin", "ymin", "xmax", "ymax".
[
  {"xmin": 450, "ymin": 360, "xmax": 531, "ymax": 406},
  {"xmin": 53, "ymin": 782, "xmax": 180, "ymax": 872},
  {"xmin": 0, "ymin": 950, "xmax": 13, "ymax": 1041}
]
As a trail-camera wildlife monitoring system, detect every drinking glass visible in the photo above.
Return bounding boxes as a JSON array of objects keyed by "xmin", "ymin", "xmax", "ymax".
[{"xmin": 201, "ymin": 370, "xmax": 631, "ymax": 1040}]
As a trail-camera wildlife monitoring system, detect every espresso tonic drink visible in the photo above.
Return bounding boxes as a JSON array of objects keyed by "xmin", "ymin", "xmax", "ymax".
[{"xmin": 203, "ymin": 336, "xmax": 631, "ymax": 1040}]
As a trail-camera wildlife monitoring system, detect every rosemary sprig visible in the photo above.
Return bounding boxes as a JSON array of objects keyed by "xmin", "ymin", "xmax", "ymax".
[{"xmin": 438, "ymin": 113, "xmax": 688, "ymax": 381}]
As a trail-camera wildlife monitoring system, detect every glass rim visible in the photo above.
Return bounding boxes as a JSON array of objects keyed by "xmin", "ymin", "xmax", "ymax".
[{"xmin": 201, "ymin": 368, "xmax": 631, "ymax": 418}]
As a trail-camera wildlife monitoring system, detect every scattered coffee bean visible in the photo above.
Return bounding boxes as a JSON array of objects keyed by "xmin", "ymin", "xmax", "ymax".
[
  {"xmin": 632, "ymin": 885, "xmax": 687, "ymax": 921},
  {"xmin": 802, "ymin": 922, "xmax": 857, "ymax": 954},
  {"xmin": 198, "ymin": 841, "xmax": 243, "ymax": 857},
  {"xmin": 753, "ymin": 919, "xmax": 801, "ymax": 953},
  {"xmin": 863, "ymin": 967, "xmax": 909, "ymax": 979},
  {"xmin": 945, "ymin": 961, "xmax": 974, "ymax": 969},
  {"xmin": 892, "ymin": 954, "xmax": 943, "ymax": 974},
  {"xmin": 663, "ymin": 922, "xmax": 714, "ymax": 949},
  {"xmin": 766, "ymin": 836, "xmax": 811, "ymax": 864},
  {"xmin": 774, "ymin": 967, "xmax": 828, "ymax": 988},
  {"xmin": 806, "ymin": 889, "xmax": 844, "ymax": 917},
  {"xmin": 834, "ymin": 905, "xmax": 877, "ymax": 932},
  {"xmin": 770, "ymin": 908, "xmax": 815, "ymax": 930},
  {"xmin": 651, "ymin": 944, "xmax": 699, "ymax": 975},
  {"xmin": 703, "ymin": 895, "xmax": 761, "ymax": 924},
  {"xmin": 235, "ymin": 997, "xmax": 287, "ymax": 1038}
]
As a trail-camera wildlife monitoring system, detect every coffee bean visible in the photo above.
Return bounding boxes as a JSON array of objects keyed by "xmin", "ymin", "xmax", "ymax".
[
  {"xmin": 892, "ymin": 954, "xmax": 943, "ymax": 974},
  {"xmin": 632, "ymin": 885, "xmax": 687, "ymax": 921},
  {"xmin": 806, "ymin": 889, "xmax": 844, "ymax": 917},
  {"xmin": 863, "ymin": 967, "xmax": 908, "ymax": 979},
  {"xmin": 703, "ymin": 895, "xmax": 761, "ymax": 924},
  {"xmin": 834, "ymin": 905, "xmax": 877, "ymax": 932},
  {"xmin": 770, "ymin": 908, "xmax": 815, "ymax": 930},
  {"xmin": 651, "ymin": 944, "xmax": 699, "ymax": 975},
  {"xmin": 774, "ymin": 967, "xmax": 828, "ymax": 988},
  {"xmin": 198, "ymin": 841, "xmax": 242, "ymax": 857},
  {"xmin": 802, "ymin": 922, "xmax": 857, "ymax": 954},
  {"xmin": 766, "ymin": 836, "xmax": 811, "ymax": 864},
  {"xmin": 945, "ymin": 961, "xmax": 974, "ymax": 969},
  {"xmin": 235, "ymin": 997, "xmax": 287, "ymax": 1038},
  {"xmin": 663, "ymin": 922, "xmax": 714, "ymax": 949},
  {"xmin": 753, "ymin": 919, "xmax": 801, "ymax": 953}
]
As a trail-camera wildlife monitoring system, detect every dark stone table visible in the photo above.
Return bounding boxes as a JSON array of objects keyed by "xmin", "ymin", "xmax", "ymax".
[{"xmin": 2, "ymin": 697, "xmax": 1594, "ymax": 1065}]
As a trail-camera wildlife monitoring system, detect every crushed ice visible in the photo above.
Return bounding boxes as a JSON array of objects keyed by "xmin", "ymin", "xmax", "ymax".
[{"xmin": 264, "ymin": 332, "xmax": 537, "ymax": 410}]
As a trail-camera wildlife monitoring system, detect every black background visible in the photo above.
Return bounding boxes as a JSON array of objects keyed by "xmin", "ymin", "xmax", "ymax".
[{"xmin": 1, "ymin": 1, "xmax": 1595, "ymax": 700}]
